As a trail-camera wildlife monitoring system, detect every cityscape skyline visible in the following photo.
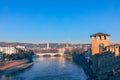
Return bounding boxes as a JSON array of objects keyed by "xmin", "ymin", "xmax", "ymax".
[{"xmin": 0, "ymin": 0, "xmax": 120, "ymax": 43}]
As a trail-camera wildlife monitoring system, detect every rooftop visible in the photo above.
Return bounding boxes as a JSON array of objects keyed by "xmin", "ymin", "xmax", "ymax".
[
  {"xmin": 90, "ymin": 32, "xmax": 110, "ymax": 37},
  {"xmin": 114, "ymin": 44, "xmax": 120, "ymax": 46},
  {"xmin": 106, "ymin": 44, "xmax": 120, "ymax": 47}
]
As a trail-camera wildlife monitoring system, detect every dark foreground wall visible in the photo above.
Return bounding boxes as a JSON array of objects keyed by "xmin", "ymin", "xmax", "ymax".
[
  {"xmin": 71, "ymin": 50, "xmax": 120, "ymax": 80},
  {"xmin": 92, "ymin": 52, "xmax": 120, "ymax": 80},
  {"xmin": 72, "ymin": 52, "xmax": 93, "ymax": 80}
]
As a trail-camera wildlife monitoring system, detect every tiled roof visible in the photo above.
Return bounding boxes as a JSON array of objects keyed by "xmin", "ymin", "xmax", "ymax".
[
  {"xmin": 106, "ymin": 45, "xmax": 114, "ymax": 47},
  {"xmin": 90, "ymin": 32, "xmax": 110, "ymax": 37},
  {"xmin": 106, "ymin": 44, "xmax": 120, "ymax": 47},
  {"xmin": 114, "ymin": 44, "xmax": 120, "ymax": 46}
]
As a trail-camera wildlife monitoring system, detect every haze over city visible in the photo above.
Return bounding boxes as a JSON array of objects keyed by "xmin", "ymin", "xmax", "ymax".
[{"xmin": 0, "ymin": 0, "xmax": 120, "ymax": 43}]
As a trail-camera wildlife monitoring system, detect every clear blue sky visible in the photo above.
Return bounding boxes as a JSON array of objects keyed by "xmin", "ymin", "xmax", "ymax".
[{"xmin": 0, "ymin": 0, "xmax": 120, "ymax": 43}]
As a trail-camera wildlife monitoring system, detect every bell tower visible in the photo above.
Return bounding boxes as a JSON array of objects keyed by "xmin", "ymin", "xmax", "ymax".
[{"xmin": 90, "ymin": 32, "xmax": 110, "ymax": 55}]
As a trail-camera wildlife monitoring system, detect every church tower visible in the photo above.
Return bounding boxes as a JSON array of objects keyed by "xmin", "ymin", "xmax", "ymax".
[
  {"xmin": 47, "ymin": 43, "xmax": 50, "ymax": 49},
  {"xmin": 66, "ymin": 43, "xmax": 69, "ymax": 49},
  {"xmin": 90, "ymin": 32, "xmax": 110, "ymax": 55}
]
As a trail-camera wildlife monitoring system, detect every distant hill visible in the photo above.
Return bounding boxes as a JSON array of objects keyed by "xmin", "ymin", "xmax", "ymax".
[{"xmin": 0, "ymin": 42, "xmax": 91, "ymax": 49}]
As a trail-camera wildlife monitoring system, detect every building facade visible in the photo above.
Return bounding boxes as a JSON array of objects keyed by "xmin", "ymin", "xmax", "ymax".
[
  {"xmin": 90, "ymin": 32, "xmax": 120, "ymax": 56},
  {"xmin": 106, "ymin": 44, "xmax": 120, "ymax": 56},
  {"xmin": 0, "ymin": 46, "xmax": 17, "ymax": 54},
  {"xmin": 90, "ymin": 32, "xmax": 110, "ymax": 55}
]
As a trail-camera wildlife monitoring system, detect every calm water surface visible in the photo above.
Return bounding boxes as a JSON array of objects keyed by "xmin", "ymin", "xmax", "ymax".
[{"xmin": 0, "ymin": 57, "xmax": 87, "ymax": 80}]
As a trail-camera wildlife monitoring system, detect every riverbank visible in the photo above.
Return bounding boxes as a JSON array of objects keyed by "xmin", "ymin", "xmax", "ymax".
[
  {"xmin": 72, "ymin": 53, "xmax": 93, "ymax": 80},
  {"xmin": 0, "ymin": 60, "xmax": 28, "ymax": 70},
  {"xmin": 65, "ymin": 53, "xmax": 92, "ymax": 80},
  {"xmin": 0, "ymin": 60, "xmax": 33, "ymax": 75}
]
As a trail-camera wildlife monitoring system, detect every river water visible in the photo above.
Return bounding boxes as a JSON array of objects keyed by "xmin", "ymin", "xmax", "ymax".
[{"xmin": 0, "ymin": 57, "xmax": 87, "ymax": 80}]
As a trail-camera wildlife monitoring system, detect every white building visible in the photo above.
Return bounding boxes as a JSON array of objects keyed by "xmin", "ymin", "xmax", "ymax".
[
  {"xmin": 16, "ymin": 45, "xmax": 26, "ymax": 51},
  {"xmin": 0, "ymin": 46, "xmax": 17, "ymax": 54}
]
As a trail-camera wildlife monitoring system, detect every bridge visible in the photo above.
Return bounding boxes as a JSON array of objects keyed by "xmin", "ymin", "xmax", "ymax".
[{"xmin": 36, "ymin": 53, "xmax": 64, "ymax": 57}]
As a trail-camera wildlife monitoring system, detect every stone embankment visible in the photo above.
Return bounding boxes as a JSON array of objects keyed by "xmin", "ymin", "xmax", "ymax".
[{"xmin": 92, "ymin": 52, "xmax": 120, "ymax": 80}]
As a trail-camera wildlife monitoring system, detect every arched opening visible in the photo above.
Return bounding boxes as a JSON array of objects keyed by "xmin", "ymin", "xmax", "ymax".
[{"xmin": 99, "ymin": 43, "xmax": 105, "ymax": 53}]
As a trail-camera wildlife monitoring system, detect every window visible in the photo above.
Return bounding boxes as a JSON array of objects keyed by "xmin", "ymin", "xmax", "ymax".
[
  {"xmin": 104, "ymin": 36, "xmax": 106, "ymax": 40},
  {"xmin": 99, "ymin": 36, "xmax": 102, "ymax": 40},
  {"xmin": 119, "ymin": 47, "xmax": 120, "ymax": 52},
  {"xmin": 104, "ymin": 47, "xmax": 107, "ymax": 51},
  {"xmin": 94, "ymin": 36, "xmax": 97, "ymax": 40},
  {"xmin": 108, "ymin": 48, "xmax": 110, "ymax": 51}
]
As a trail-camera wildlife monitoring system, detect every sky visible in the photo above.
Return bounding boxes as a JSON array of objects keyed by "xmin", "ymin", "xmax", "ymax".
[{"xmin": 0, "ymin": 0, "xmax": 120, "ymax": 43}]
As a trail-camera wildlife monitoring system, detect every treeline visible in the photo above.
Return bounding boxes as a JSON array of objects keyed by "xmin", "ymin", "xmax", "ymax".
[
  {"xmin": 64, "ymin": 48, "xmax": 85, "ymax": 56},
  {"xmin": 3, "ymin": 50, "xmax": 34, "ymax": 61}
]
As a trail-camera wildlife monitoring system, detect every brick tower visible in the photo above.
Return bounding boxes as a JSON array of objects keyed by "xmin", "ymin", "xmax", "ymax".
[{"xmin": 90, "ymin": 32, "xmax": 110, "ymax": 55}]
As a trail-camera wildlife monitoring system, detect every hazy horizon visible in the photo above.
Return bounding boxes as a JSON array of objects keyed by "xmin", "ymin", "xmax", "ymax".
[
  {"xmin": 0, "ymin": 0, "xmax": 120, "ymax": 43},
  {"xmin": 0, "ymin": 41, "xmax": 91, "ymax": 44}
]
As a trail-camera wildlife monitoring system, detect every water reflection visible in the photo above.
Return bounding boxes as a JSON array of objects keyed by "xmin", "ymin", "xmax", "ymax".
[{"xmin": 0, "ymin": 57, "xmax": 87, "ymax": 80}]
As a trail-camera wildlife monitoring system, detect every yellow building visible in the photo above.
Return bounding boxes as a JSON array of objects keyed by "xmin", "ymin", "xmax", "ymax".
[
  {"xmin": 106, "ymin": 44, "xmax": 120, "ymax": 56},
  {"xmin": 90, "ymin": 32, "xmax": 110, "ymax": 55}
]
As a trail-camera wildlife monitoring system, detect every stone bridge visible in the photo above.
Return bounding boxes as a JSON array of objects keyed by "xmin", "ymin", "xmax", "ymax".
[{"xmin": 36, "ymin": 53, "xmax": 64, "ymax": 57}]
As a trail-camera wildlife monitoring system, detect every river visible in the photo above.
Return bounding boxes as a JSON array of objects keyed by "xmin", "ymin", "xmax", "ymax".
[{"xmin": 0, "ymin": 57, "xmax": 87, "ymax": 80}]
